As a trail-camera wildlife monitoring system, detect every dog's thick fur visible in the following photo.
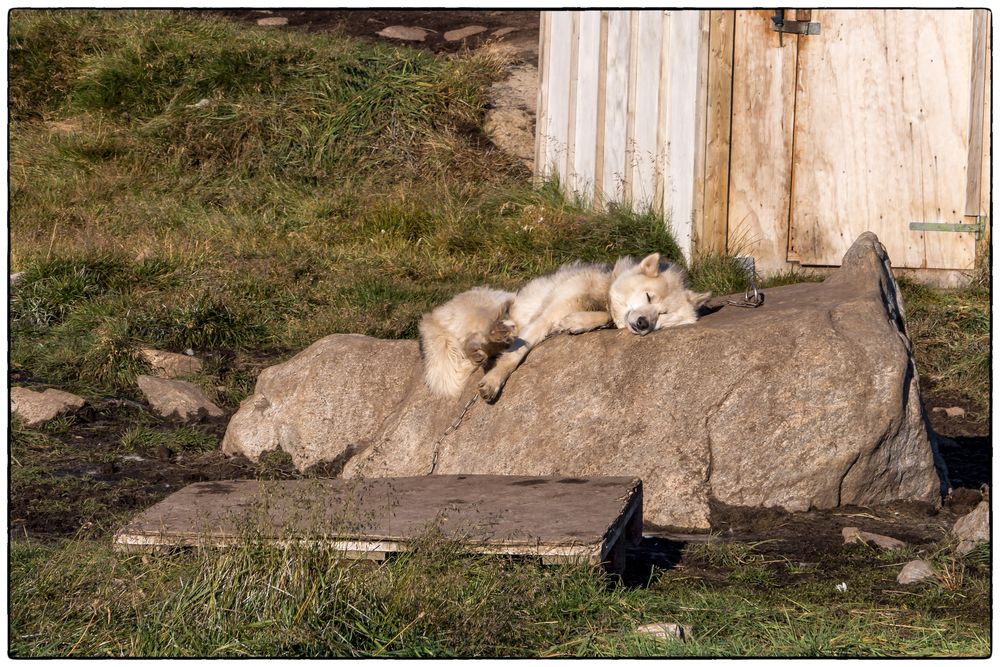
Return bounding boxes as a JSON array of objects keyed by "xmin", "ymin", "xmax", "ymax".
[
  {"xmin": 418, "ymin": 253, "xmax": 710, "ymax": 400},
  {"xmin": 418, "ymin": 287, "xmax": 517, "ymax": 398},
  {"xmin": 476, "ymin": 253, "xmax": 710, "ymax": 401}
]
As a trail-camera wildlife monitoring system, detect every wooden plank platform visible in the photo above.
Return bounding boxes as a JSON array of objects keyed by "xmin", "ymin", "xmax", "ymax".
[{"xmin": 113, "ymin": 475, "xmax": 643, "ymax": 566}]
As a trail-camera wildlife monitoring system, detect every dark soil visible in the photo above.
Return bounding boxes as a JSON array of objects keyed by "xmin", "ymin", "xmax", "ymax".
[{"xmin": 197, "ymin": 9, "xmax": 541, "ymax": 62}]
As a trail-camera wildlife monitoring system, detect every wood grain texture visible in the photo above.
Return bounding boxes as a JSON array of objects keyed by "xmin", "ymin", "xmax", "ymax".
[
  {"xmin": 965, "ymin": 8, "xmax": 988, "ymax": 217},
  {"xmin": 593, "ymin": 11, "xmax": 610, "ymax": 203},
  {"xmin": 699, "ymin": 9, "xmax": 735, "ymax": 254},
  {"xmin": 533, "ymin": 11, "xmax": 551, "ymax": 183},
  {"xmin": 564, "ymin": 12, "xmax": 580, "ymax": 194},
  {"xmin": 623, "ymin": 11, "xmax": 640, "ymax": 205},
  {"xmin": 541, "ymin": 12, "xmax": 573, "ymax": 179},
  {"xmin": 600, "ymin": 11, "xmax": 631, "ymax": 205},
  {"xmin": 727, "ymin": 9, "xmax": 798, "ymax": 272},
  {"xmin": 981, "ymin": 11, "xmax": 992, "ymax": 218},
  {"xmin": 113, "ymin": 476, "xmax": 644, "ymax": 565},
  {"xmin": 660, "ymin": 10, "xmax": 704, "ymax": 260},
  {"xmin": 790, "ymin": 9, "xmax": 976, "ymax": 270},
  {"xmin": 631, "ymin": 11, "xmax": 664, "ymax": 209},
  {"xmin": 570, "ymin": 11, "xmax": 602, "ymax": 199}
]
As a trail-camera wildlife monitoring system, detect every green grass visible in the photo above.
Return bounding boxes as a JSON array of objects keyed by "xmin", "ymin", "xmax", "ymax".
[
  {"xmin": 8, "ymin": 533, "xmax": 989, "ymax": 657},
  {"xmin": 899, "ymin": 277, "xmax": 989, "ymax": 421}
]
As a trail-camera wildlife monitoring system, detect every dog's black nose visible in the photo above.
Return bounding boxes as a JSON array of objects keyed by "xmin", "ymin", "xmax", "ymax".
[{"xmin": 636, "ymin": 316, "xmax": 650, "ymax": 331}]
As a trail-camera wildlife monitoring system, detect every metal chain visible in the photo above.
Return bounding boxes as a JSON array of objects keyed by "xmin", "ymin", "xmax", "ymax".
[
  {"xmin": 429, "ymin": 392, "xmax": 480, "ymax": 474},
  {"xmin": 726, "ymin": 270, "xmax": 764, "ymax": 308}
]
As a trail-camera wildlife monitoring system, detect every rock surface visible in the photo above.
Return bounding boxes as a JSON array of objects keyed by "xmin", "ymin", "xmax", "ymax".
[
  {"xmin": 10, "ymin": 387, "xmax": 86, "ymax": 427},
  {"xmin": 635, "ymin": 622, "xmax": 692, "ymax": 641},
  {"xmin": 897, "ymin": 559, "xmax": 937, "ymax": 584},
  {"xmin": 222, "ymin": 233, "xmax": 946, "ymax": 529},
  {"xmin": 140, "ymin": 348, "xmax": 203, "ymax": 378},
  {"xmin": 376, "ymin": 25, "xmax": 429, "ymax": 42},
  {"xmin": 137, "ymin": 375, "xmax": 224, "ymax": 422},
  {"xmin": 444, "ymin": 25, "xmax": 487, "ymax": 41},
  {"xmin": 256, "ymin": 16, "xmax": 288, "ymax": 26},
  {"xmin": 951, "ymin": 500, "xmax": 989, "ymax": 554},
  {"xmin": 842, "ymin": 527, "xmax": 907, "ymax": 550}
]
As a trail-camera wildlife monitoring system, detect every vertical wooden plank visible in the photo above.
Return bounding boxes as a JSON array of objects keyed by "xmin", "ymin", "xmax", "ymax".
[
  {"xmin": 571, "ymin": 11, "xmax": 602, "ymax": 201},
  {"xmin": 965, "ymin": 9, "xmax": 987, "ymax": 216},
  {"xmin": 564, "ymin": 12, "xmax": 580, "ymax": 196},
  {"xmin": 653, "ymin": 10, "xmax": 670, "ymax": 212},
  {"xmin": 980, "ymin": 11, "xmax": 991, "ymax": 218},
  {"xmin": 542, "ymin": 12, "xmax": 574, "ymax": 180},
  {"xmin": 727, "ymin": 9, "xmax": 797, "ymax": 273},
  {"xmin": 533, "ymin": 11, "xmax": 552, "ymax": 183},
  {"xmin": 631, "ymin": 11, "xmax": 664, "ymax": 209},
  {"xmin": 689, "ymin": 11, "xmax": 712, "ymax": 256},
  {"xmin": 601, "ymin": 11, "xmax": 631, "ymax": 205},
  {"xmin": 623, "ymin": 11, "xmax": 640, "ymax": 206},
  {"xmin": 790, "ymin": 10, "xmax": 976, "ymax": 270},
  {"xmin": 660, "ymin": 10, "xmax": 705, "ymax": 260},
  {"xmin": 699, "ymin": 10, "xmax": 735, "ymax": 254},
  {"xmin": 593, "ymin": 11, "xmax": 610, "ymax": 205}
]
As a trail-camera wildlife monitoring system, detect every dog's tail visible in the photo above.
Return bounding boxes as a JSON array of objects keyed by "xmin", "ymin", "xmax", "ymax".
[{"xmin": 418, "ymin": 314, "xmax": 473, "ymax": 398}]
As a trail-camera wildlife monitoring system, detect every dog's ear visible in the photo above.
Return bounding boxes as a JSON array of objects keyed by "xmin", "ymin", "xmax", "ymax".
[
  {"xmin": 611, "ymin": 256, "xmax": 635, "ymax": 281},
  {"xmin": 638, "ymin": 253, "xmax": 661, "ymax": 277},
  {"xmin": 687, "ymin": 290, "xmax": 712, "ymax": 309}
]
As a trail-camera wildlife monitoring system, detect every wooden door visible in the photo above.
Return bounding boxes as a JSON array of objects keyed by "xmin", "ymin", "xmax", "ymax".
[{"xmin": 726, "ymin": 9, "xmax": 987, "ymax": 273}]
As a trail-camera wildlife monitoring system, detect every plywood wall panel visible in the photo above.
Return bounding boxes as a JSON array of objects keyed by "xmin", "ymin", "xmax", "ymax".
[
  {"xmin": 727, "ymin": 10, "xmax": 798, "ymax": 272},
  {"xmin": 790, "ymin": 10, "xmax": 976, "ymax": 270}
]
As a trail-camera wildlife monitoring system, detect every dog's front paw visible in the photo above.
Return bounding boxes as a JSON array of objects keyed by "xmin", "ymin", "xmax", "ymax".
[
  {"xmin": 488, "ymin": 319, "xmax": 517, "ymax": 346},
  {"xmin": 478, "ymin": 375, "xmax": 502, "ymax": 402}
]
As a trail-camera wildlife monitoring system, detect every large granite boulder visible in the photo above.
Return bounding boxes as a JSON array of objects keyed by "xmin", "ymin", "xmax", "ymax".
[{"xmin": 222, "ymin": 233, "xmax": 946, "ymax": 529}]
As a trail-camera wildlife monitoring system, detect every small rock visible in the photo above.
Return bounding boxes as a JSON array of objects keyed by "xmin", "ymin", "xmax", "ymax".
[
  {"xmin": 835, "ymin": 582, "xmax": 848, "ymax": 593},
  {"xmin": 190, "ymin": 98, "xmax": 211, "ymax": 109},
  {"xmin": 897, "ymin": 559, "xmax": 937, "ymax": 584},
  {"xmin": 377, "ymin": 25, "xmax": 429, "ymax": 42},
  {"xmin": 10, "ymin": 272, "xmax": 25, "ymax": 287},
  {"xmin": 444, "ymin": 25, "xmax": 487, "ymax": 41},
  {"xmin": 154, "ymin": 445, "xmax": 175, "ymax": 462},
  {"xmin": 140, "ymin": 348, "xmax": 203, "ymax": 379},
  {"xmin": 98, "ymin": 461, "xmax": 119, "ymax": 475},
  {"xmin": 635, "ymin": 622, "xmax": 692, "ymax": 642},
  {"xmin": 10, "ymin": 387, "xmax": 86, "ymax": 427},
  {"xmin": 492, "ymin": 27, "xmax": 518, "ymax": 38},
  {"xmin": 136, "ymin": 375, "xmax": 224, "ymax": 422},
  {"xmin": 952, "ymin": 500, "xmax": 989, "ymax": 555},
  {"xmin": 932, "ymin": 406, "xmax": 966, "ymax": 418},
  {"xmin": 842, "ymin": 526, "xmax": 907, "ymax": 550},
  {"xmin": 256, "ymin": 17, "xmax": 288, "ymax": 27},
  {"xmin": 184, "ymin": 348, "xmax": 195, "ymax": 357}
]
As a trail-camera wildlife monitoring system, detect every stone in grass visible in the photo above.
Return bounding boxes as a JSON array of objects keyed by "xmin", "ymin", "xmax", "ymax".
[
  {"xmin": 932, "ymin": 406, "xmax": 967, "ymax": 418},
  {"xmin": 10, "ymin": 387, "xmax": 86, "ymax": 427},
  {"xmin": 842, "ymin": 526, "xmax": 907, "ymax": 550},
  {"xmin": 256, "ymin": 17, "xmax": 288, "ymax": 27},
  {"xmin": 377, "ymin": 26, "xmax": 429, "ymax": 42},
  {"xmin": 140, "ymin": 348, "xmax": 203, "ymax": 379},
  {"xmin": 896, "ymin": 559, "xmax": 937, "ymax": 585},
  {"xmin": 137, "ymin": 375, "xmax": 224, "ymax": 422},
  {"xmin": 10, "ymin": 272, "xmax": 25, "ymax": 287},
  {"xmin": 951, "ymin": 500, "xmax": 989, "ymax": 555},
  {"xmin": 444, "ymin": 25, "xmax": 487, "ymax": 41},
  {"xmin": 635, "ymin": 622, "xmax": 693, "ymax": 642}
]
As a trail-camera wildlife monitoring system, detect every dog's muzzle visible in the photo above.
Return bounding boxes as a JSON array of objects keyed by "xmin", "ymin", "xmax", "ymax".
[{"xmin": 629, "ymin": 316, "xmax": 653, "ymax": 335}]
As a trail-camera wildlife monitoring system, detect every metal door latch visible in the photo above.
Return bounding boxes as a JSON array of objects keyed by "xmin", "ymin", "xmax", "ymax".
[{"xmin": 771, "ymin": 9, "xmax": 821, "ymax": 36}]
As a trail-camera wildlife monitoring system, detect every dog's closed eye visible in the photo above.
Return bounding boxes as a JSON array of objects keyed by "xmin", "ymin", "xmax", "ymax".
[{"xmin": 646, "ymin": 292, "xmax": 652, "ymax": 303}]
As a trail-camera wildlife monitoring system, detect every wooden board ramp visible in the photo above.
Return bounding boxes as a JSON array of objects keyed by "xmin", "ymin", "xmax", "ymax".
[{"xmin": 113, "ymin": 475, "xmax": 644, "ymax": 567}]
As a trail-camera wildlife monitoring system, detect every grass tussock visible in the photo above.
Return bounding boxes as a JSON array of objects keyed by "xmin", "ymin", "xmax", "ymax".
[{"xmin": 8, "ymin": 533, "xmax": 989, "ymax": 657}]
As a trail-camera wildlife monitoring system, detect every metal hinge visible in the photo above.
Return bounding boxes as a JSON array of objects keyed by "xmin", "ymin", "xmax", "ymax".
[
  {"xmin": 909, "ymin": 218, "xmax": 985, "ymax": 240},
  {"xmin": 771, "ymin": 9, "xmax": 821, "ymax": 36}
]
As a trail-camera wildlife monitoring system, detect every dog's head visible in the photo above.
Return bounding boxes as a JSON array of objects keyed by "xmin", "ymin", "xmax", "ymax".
[{"xmin": 608, "ymin": 253, "xmax": 711, "ymax": 335}]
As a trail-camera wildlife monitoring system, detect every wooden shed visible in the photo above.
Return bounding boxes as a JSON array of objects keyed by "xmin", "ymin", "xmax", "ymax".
[{"xmin": 534, "ymin": 9, "xmax": 991, "ymax": 284}]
